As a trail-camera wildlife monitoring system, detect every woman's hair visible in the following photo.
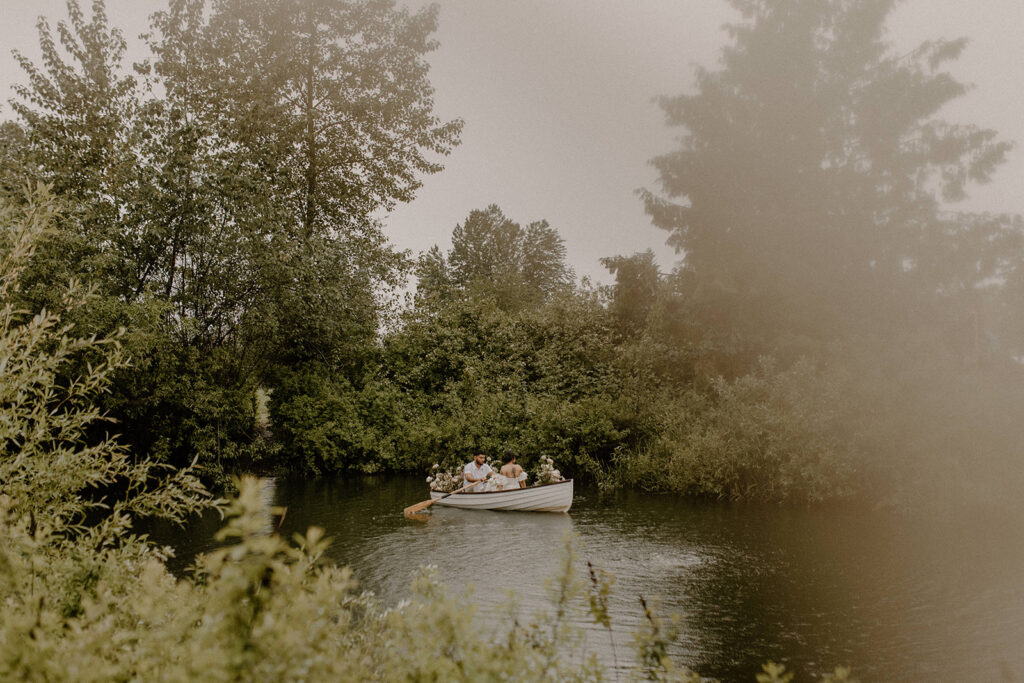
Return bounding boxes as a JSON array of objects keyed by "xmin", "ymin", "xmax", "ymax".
[{"xmin": 502, "ymin": 450, "xmax": 518, "ymax": 464}]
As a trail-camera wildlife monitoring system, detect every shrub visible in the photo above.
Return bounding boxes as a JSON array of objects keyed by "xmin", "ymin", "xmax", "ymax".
[{"xmin": 618, "ymin": 359, "xmax": 857, "ymax": 502}]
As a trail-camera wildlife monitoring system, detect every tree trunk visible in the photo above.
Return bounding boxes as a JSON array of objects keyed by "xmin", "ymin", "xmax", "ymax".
[{"xmin": 303, "ymin": 3, "xmax": 318, "ymax": 240}]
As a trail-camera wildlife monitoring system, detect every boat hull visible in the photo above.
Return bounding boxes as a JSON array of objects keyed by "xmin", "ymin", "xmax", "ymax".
[{"xmin": 429, "ymin": 480, "xmax": 573, "ymax": 512}]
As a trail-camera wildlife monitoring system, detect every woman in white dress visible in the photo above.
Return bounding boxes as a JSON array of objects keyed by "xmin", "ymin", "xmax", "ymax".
[{"xmin": 494, "ymin": 451, "xmax": 527, "ymax": 490}]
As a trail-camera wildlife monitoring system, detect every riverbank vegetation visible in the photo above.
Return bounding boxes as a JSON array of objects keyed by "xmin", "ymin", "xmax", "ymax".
[
  {"xmin": 1, "ymin": 202, "xmax": 855, "ymax": 679},
  {"xmin": 2, "ymin": 0, "xmax": 1023, "ymax": 517}
]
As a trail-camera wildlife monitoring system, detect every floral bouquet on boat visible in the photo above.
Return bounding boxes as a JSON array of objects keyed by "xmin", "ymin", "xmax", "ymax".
[
  {"xmin": 425, "ymin": 463, "xmax": 464, "ymax": 492},
  {"xmin": 427, "ymin": 456, "xmax": 563, "ymax": 492},
  {"xmin": 534, "ymin": 456, "xmax": 565, "ymax": 485}
]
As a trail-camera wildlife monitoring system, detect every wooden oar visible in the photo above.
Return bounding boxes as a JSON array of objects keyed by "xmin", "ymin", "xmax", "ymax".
[{"xmin": 403, "ymin": 479, "xmax": 482, "ymax": 516}]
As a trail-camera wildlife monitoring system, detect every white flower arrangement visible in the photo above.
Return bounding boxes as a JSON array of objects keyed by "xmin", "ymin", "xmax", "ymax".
[
  {"xmin": 426, "ymin": 465, "xmax": 464, "ymax": 492},
  {"xmin": 535, "ymin": 456, "xmax": 565, "ymax": 485},
  {"xmin": 427, "ymin": 455, "xmax": 563, "ymax": 491}
]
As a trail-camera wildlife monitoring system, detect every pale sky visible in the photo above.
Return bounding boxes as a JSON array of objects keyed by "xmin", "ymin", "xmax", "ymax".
[{"xmin": 1, "ymin": 0, "xmax": 1022, "ymax": 284}]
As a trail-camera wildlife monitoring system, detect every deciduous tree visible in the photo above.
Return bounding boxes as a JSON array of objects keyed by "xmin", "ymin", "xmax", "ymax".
[{"xmin": 418, "ymin": 204, "xmax": 573, "ymax": 309}]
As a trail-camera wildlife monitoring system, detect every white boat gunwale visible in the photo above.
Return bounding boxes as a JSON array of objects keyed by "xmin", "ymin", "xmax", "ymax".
[{"xmin": 429, "ymin": 479, "xmax": 573, "ymax": 495}]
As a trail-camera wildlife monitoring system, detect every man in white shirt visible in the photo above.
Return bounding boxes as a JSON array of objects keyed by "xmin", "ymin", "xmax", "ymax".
[{"xmin": 463, "ymin": 452, "xmax": 492, "ymax": 489}]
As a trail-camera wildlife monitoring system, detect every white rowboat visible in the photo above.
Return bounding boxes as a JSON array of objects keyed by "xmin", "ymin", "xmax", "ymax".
[{"xmin": 429, "ymin": 480, "xmax": 573, "ymax": 512}]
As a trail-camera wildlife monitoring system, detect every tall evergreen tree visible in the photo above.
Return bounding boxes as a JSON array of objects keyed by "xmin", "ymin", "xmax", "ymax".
[{"xmin": 642, "ymin": 0, "xmax": 1013, "ymax": 361}]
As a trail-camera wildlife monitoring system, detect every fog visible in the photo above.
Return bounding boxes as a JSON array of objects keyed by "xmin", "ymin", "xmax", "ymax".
[{"xmin": 3, "ymin": 3, "xmax": 1024, "ymax": 678}]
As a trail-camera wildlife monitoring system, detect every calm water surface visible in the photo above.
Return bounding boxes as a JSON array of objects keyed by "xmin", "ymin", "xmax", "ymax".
[{"xmin": 154, "ymin": 476, "xmax": 1024, "ymax": 681}]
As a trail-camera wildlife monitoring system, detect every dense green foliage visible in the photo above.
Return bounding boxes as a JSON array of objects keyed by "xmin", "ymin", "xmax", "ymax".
[
  {"xmin": 382, "ymin": 286, "xmax": 625, "ymax": 475},
  {"xmin": 2, "ymin": 0, "xmax": 1024, "ymax": 508},
  {"xmin": 5, "ymin": 0, "xmax": 1022, "ymax": 676},
  {"xmin": 4, "ymin": 0, "xmax": 459, "ymax": 483},
  {"xmin": 1, "ymin": 202, "xmax": 859, "ymax": 679},
  {"xmin": 0, "ymin": 187, "xmax": 210, "ymax": 624},
  {"xmin": 416, "ymin": 204, "xmax": 575, "ymax": 309}
]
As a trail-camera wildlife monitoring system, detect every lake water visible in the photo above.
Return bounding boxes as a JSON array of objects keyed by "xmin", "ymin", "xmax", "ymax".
[{"xmin": 152, "ymin": 475, "xmax": 1024, "ymax": 681}]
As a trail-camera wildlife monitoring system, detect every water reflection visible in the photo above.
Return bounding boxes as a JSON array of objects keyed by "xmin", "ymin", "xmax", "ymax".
[
  {"xmin": 361, "ymin": 508, "xmax": 574, "ymax": 604},
  {"xmin": 150, "ymin": 475, "xmax": 1024, "ymax": 681}
]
